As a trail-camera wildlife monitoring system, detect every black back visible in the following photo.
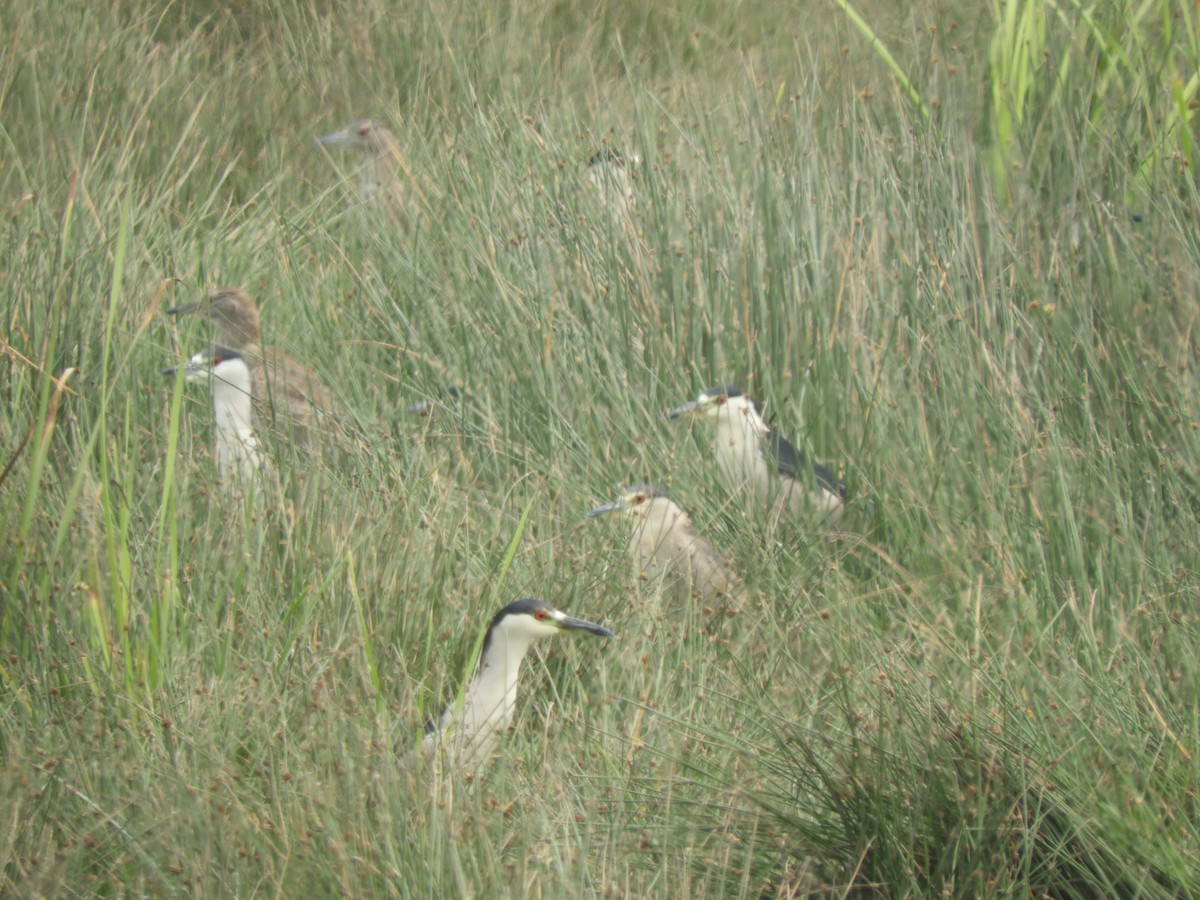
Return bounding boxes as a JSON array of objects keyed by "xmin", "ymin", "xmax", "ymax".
[
  {"xmin": 587, "ymin": 147, "xmax": 625, "ymax": 168},
  {"xmin": 768, "ymin": 431, "xmax": 846, "ymax": 498}
]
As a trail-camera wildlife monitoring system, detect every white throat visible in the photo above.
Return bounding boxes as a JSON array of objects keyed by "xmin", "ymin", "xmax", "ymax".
[
  {"xmin": 457, "ymin": 626, "xmax": 538, "ymax": 744},
  {"xmin": 210, "ymin": 366, "xmax": 264, "ymax": 485},
  {"xmin": 629, "ymin": 497, "xmax": 687, "ymax": 557},
  {"xmin": 713, "ymin": 399, "xmax": 768, "ymax": 488}
]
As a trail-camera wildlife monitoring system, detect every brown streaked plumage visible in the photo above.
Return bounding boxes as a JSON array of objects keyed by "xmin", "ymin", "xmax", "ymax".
[
  {"xmin": 167, "ymin": 287, "xmax": 337, "ymax": 446},
  {"xmin": 317, "ymin": 117, "xmax": 430, "ymax": 226}
]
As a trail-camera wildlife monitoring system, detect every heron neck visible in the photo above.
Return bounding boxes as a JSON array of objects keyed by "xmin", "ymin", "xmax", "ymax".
[
  {"xmin": 717, "ymin": 403, "xmax": 767, "ymax": 439},
  {"xmin": 462, "ymin": 628, "xmax": 536, "ymax": 733},
  {"xmin": 214, "ymin": 318, "xmax": 261, "ymax": 349},
  {"xmin": 631, "ymin": 500, "xmax": 686, "ymax": 552},
  {"xmin": 713, "ymin": 405, "xmax": 768, "ymax": 487},
  {"xmin": 212, "ymin": 376, "xmax": 255, "ymax": 441}
]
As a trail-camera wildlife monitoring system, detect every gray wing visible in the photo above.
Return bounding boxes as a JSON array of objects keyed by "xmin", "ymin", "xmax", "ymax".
[{"xmin": 675, "ymin": 519, "xmax": 739, "ymax": 597}]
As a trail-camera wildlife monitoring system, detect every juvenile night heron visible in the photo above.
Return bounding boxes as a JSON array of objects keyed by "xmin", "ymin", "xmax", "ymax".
[
  {"xmin": 588, "ymin": 484, "xmax": 742, "ymax": 605},
  {"xmin": 167, "ymin": 287, "xmax": 337, "ymax": 446},
  {"xmin": 317, "ymin": 117, "xmax": 426, "ymax": 224},
  {"xmin": 669, "ymin": 385, "xmax": 846, "ymax": 524},
  {"xmin": 422, "ymin": 598, "xmax": 615, "ymax": 764},
  {"xmin": 164, "ymin": 347, "xmax": 271, "ymax": 490}
]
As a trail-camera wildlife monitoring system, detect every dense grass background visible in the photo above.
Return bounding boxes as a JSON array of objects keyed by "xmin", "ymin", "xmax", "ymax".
[{"xmin": 3, "ymin": 0, "xmax": 1200, "ymax": 894}]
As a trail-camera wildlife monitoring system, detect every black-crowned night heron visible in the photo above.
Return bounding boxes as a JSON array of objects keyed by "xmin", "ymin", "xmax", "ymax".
[
  {"xmin": 669, "ymin": 385, "xmax": 846, "ymax": 524},
  {"xmin": 588, "ymin": 484, "xmax": 742, "ymax": 604},
  {"xmin": 422, "ymin": 598, "xmax": 615, "ymax": 764},
  {"xmin": 317, "ymin": 117, "xmax": 426, "ymax": 223},
  {"xmin": 167, "ymin": 287, "xmax": 337, "ymax": 446},
  {"xmin": 164, "ymin": 347, "xmax": 271, "ymax": 490},
  {"xmin": 585, "ymin": 147, "xmax": 639, "ymax": 220}
]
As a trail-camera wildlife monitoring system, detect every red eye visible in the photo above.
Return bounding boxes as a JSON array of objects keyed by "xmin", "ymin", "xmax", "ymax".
[
  {"xmin": 634, "ymin": 494, "xmax": 646, "ymax": 504},
  {"xmin": 715, "ymin": 395, "xmax": 727, "ymax": 405},
  {"xmin": 534, "ymin": 610, "xmax": 548, "ymax": 621}
]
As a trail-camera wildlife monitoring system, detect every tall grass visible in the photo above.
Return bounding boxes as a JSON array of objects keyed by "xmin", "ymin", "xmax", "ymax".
[
  {"xmin": 2, "ymin": 0, "xmax": 1199, "ymax": 894},
  {"xmin": 985, "ymin": 0, "xmax": 1200, "ymax": 201}
]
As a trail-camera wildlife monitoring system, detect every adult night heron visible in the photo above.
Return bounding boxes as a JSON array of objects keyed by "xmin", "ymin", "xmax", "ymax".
[
  {"xmin": 588, "ymin": 484, "xmax": 742, "ymax": 605},
  {"xmin": 164, "ymin": 347, "xmax": 271, "ymax": 490},
  {"xmin": 317, "ymin": 117, "xmax": 426, "ymax": 224},
  {"xmin": 669, "ymin": 385, "xmax": 846, "ymax": 524},
  {"xmin": 584, "ymin": 147, "xmax": 639, "ymax": 221},
  {"xmin": 422, "ymin": 598, "xmax": 615, "ymax": 764},
  {"xmin": 167, "ymin": 287, "xmax": 336, "ymax": 446}
]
